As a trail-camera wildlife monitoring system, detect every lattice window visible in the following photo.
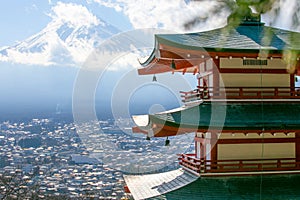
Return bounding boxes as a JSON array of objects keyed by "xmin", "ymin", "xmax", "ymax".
[{"xmin": 243, "ymin": 59, "xmax": 268, "ymax": 65}]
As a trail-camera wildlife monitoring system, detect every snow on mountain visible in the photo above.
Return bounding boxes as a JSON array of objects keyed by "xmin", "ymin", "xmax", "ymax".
[{"xmin": 0, "ymin": 2, "xmax": 120, "ymax": 66}]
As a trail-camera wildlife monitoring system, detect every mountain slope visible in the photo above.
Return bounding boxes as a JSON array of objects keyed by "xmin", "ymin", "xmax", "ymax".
[{"xmin": 0, "ymin": 12, "xmax": 119, "ymax": 66}]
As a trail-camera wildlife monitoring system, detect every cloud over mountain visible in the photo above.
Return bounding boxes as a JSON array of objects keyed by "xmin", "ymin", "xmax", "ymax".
[
  {"xmin": 93, "ymin": 0, "xmax": 228, "ymax": 32},
  {"xmin": 0, "ymin": 2, "xmax": 119, "ymax": 66},
  {"xmin": 1, "ymin": 0, "xmax": 298, "ymax": 67}
]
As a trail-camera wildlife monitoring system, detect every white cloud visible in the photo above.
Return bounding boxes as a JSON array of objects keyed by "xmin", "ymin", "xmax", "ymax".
[
  {"xmin": 0, "ymin": 31, "xmax": 69, "ymax": 66},
  {"xmin": 49, "ymin": 1, "xmax": 100, "ymax": 28},
  {"xmin": 0, "ymin": 48, "xmax": 53, "ymax": 66},
  {"xmin": 93, "ymin": 0, "xmax": 228, "ymax": 32},
  {"xmin": 105, "ymin": 52, "xmax": 141, "ymax": 71},
  {"xmin": 94, "ymin": 0, "xmax": 300, "ymax": 33},
  {"xmin": 95, "ymin": 0, "xmax": 123, "ymax": 12}
]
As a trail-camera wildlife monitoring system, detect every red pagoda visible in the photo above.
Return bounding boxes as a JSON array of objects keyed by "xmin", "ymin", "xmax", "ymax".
[{"xmin": 132, "ymin": 13, "xmax": 300, "ymax": 177}]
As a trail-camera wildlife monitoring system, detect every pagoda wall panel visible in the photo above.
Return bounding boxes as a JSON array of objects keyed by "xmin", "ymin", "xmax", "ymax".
[
  {"xmin": 219, "ymin": 133, "xmax": 295, "ymax": 139},
  {"xmin": 218, "ymin": 143, "xmax": 295, "ymax": 160},
  {"xmin": 220, "ymin": 58, "xmax": 287, "ymax": 69},
  {"xmin": 220, "ymin": 73, "xmax": 290, "ymax": 87}
]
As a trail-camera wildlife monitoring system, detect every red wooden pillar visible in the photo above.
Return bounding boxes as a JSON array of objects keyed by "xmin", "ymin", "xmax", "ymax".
[
  {"xmin": 195, "ymin": 132, "xmax": 219, "ymax": 172},
  {"xmin": 195, "ymin": 133, "xmax": 197, "ymax": 153},
  {"xmin": 200, "ymin": 141, "xmax": 206, "ymax": 159},
  {"xmin": 195, "ymin": 132, "xmax": 206, "ymax": 159},
  {"xmin": 295, "ymin": 132, "xmax": 300, "ymax": 168},
  {"xmin": 213, "ymin": 58, "xmax": 220, "ymax": 97},
  {"xmin": 210, "ymin": 131, "xmax": 218, "ymax": 169},
  {"xmin": 195, "ymin": 132, "xmax": 199, "ymax": 158},
  {"xmin": 290, "ymin": 74, "xmax": 295, "ymax": 96}
]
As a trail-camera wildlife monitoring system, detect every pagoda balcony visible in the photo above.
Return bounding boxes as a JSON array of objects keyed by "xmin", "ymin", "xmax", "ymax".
[
  {"xmin": 180, "ymin": 87, "xmax": 300, "ymax": 103},
  {"xmin": 178, "ymin": 154, "xmax": 300, "ymax": 175}
]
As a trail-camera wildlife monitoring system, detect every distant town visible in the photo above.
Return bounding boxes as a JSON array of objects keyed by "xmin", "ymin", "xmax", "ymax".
[{"xmin": 0, "ymin": 117, "xmax": 182, "ymax": 199}]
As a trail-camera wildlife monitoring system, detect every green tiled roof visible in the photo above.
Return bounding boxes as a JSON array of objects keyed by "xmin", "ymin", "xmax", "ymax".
[
  {"xmin": 155, "ymin": 23, "xmax": 300, "ymax": 52},
  {"xmin": 150, "ymin": 174, "xmax": 300, "ymax": 200},
  {"xmin": 150, "ymin": 102, "xmax": 300, "ymax": 131}
]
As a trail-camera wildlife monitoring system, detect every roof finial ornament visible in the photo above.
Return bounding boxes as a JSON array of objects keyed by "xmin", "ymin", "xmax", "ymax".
[{"xmin": 227, "ymin": 0, "xmax": 261, "ymax": 26}]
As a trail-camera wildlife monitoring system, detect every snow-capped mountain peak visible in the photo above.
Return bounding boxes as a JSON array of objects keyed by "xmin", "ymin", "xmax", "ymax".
[{"xmin": 0, "ymin": 2, "xmax": 119, "ymax": 66}]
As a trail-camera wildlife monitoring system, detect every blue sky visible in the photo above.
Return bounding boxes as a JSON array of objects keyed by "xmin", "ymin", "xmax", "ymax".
[
  {"xmin": 0, "ymin": 0, "xmax": 214, "ymax": 48},
  {"xmin": 0, "ymin": 1, "xmax": 50, "ymax": 46},
  {"xmin": 1, "ymin": 0, "xmax": 298, "ymax": 66},
  {"xmin": 0, "ymin": 0, "xmax": 206, "ymax": 119},
  {"xmin": 0, "ymin": 0, "xmax": 228, "ymax": 66},
  {"xmin": 0, "ymin": 0, "xmax": 132, "ymax": 47},
  {"xmin": 0, "ymin": 0, "xmax": 298, "ymax": 51},
  {"xmin": 0, "ymin": 0, "xmax": 298, "ymax": 120}
]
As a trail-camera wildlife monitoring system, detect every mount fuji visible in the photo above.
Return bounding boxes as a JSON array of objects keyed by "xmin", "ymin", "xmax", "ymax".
[
  {"xmin": 0, "ymin": 5, "xmax": 124, "ymax": 120},
  {"xmin": 0, "ymin": 13, "xmax": 120, "ymax": 66},
  {"xmin": 0, "ymin": 2, "xmax": 181, "ymax": 121}
]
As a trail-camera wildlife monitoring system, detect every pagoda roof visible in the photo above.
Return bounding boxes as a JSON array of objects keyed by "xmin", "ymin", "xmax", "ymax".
[
  {"xmin": 155, "ymin": 24, "xmax": 300, "ymax": 52},
  {"xmin": 133, "ymin": 101, "xmax": 300, "ymax": 137},
  {"xmin": 139, "ymin": 21, "xmax": 300, "ymax": 75},
  {"xmin": 151, "ymin": 174, "xmax": 300, "ymax": 199}
]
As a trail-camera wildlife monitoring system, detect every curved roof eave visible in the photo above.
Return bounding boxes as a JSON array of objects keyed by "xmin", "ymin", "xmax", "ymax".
[
  {"xmin": 139, "ymin": 35, "xmax": 161, "ymax": 67},
  {"xmin": 139, "ymin": 47, "xmax": 157, "ymax": 67},
  {"xmin": 135, "ymin": 101, "xmax": 300, "ymax": 137},
  {"xmin": 138, "ymin": 24, "xmax": 300, "ymax": 75}
]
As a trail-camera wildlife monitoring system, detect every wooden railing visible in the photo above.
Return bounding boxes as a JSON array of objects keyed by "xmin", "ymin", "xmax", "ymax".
[
  {"xmin": 180, "ymin": 90, "xmax": 202, "ymax": 106},
  {"xmin": 204, "ymin": 158, "xmax": 300, "ymax": 173},
  {"xmin": 178, "ymin": 154, "xmax": 202, "ymax": 173},
  {"xmin": 180, "ymin": 87, "xmax": 300, "ymax": 102},
  {"xmin": 178, "ymin": 154, "xmax": 300, "ymax": 174}
]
